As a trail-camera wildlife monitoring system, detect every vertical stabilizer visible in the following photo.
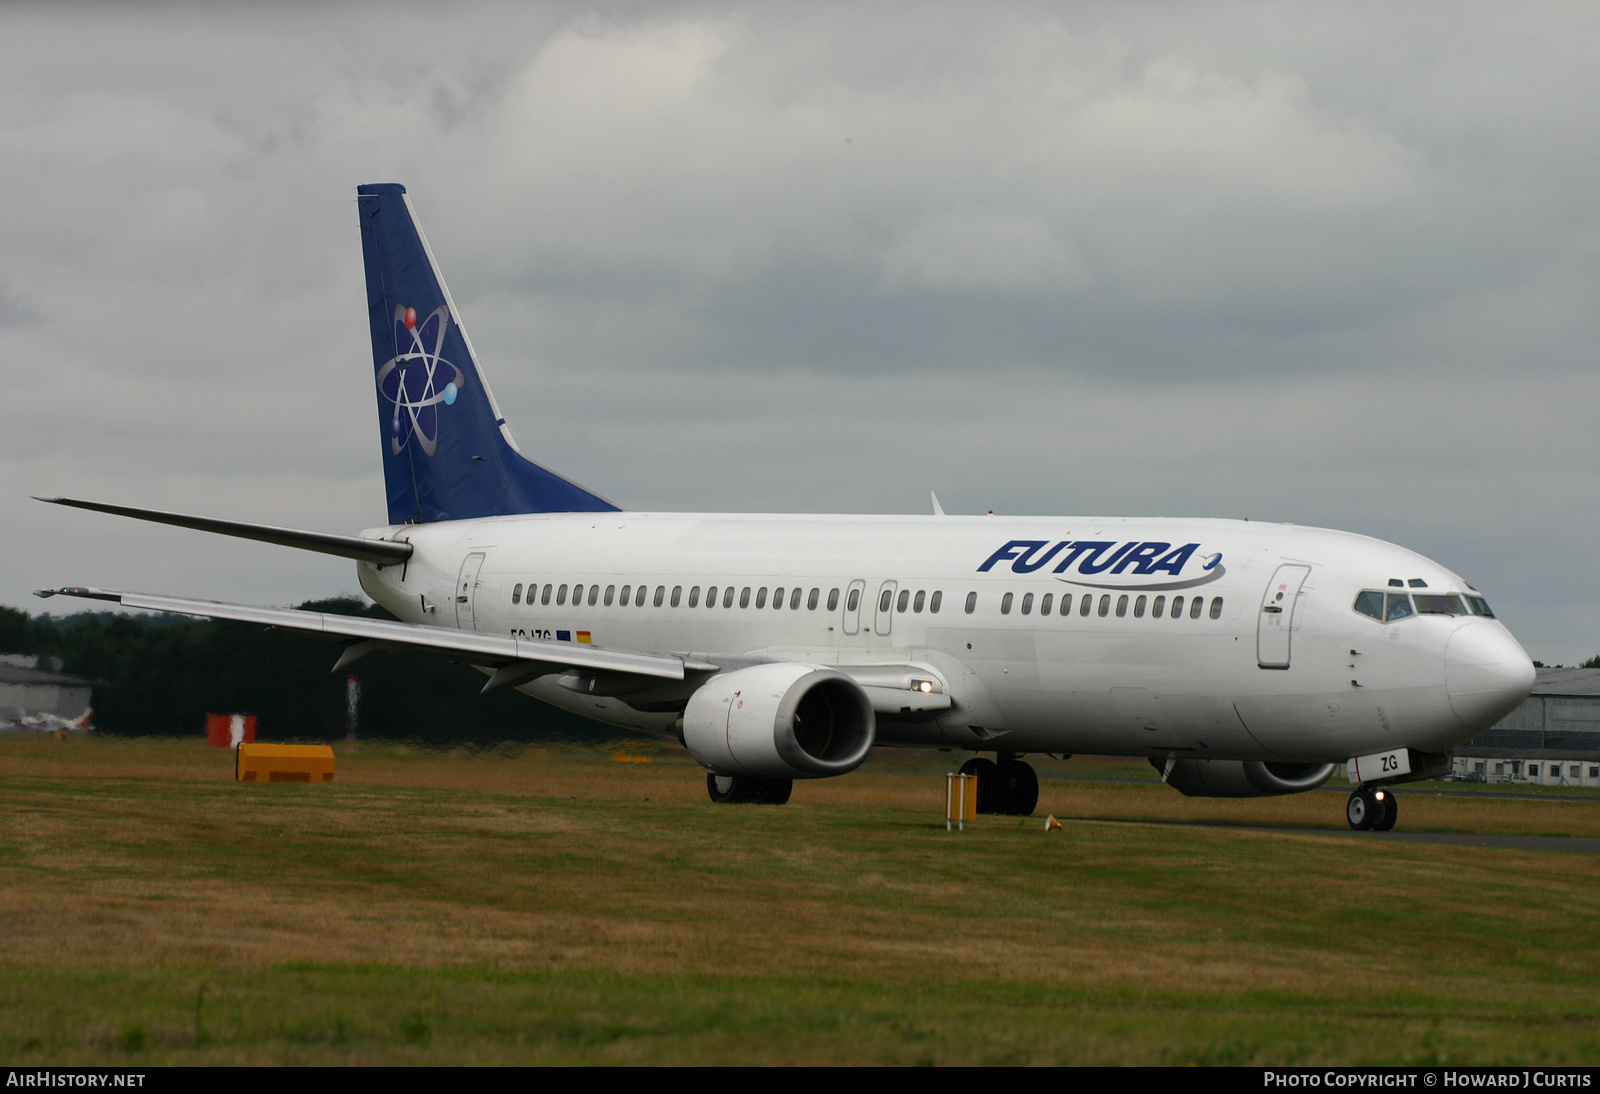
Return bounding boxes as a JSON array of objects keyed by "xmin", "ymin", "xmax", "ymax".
[{"xmin": 356, "ymin": 184, "xmax": 618, "ymax": 523}]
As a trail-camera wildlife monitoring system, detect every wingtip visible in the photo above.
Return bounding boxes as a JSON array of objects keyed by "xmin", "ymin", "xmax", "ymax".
[{"xmin": 33, "ymin": 586, "xmax": 123, "ymax": 603}]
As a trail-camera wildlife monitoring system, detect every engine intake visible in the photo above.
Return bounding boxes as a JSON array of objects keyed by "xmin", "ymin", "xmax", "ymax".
[
  {"xmin": 683, "ymin": 664, "xmax": 876, "ymax": 779},
  {"xmin": 1158, "ymin": 758, "xmax": 1337, "ymax": 798}
]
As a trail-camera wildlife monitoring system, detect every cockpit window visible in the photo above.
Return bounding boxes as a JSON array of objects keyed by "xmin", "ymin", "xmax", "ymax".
[{"xmin": 1357, "ymin": 588, "xmax": 1486, "ymax": 622}]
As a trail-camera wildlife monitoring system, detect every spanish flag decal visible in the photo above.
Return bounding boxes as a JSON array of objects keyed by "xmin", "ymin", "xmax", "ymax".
[{"xmin": 576, "ymin": 631, "xmax": 592, "ymax": 644}]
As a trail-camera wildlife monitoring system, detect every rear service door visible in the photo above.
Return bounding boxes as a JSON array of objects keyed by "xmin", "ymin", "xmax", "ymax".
[
  {"xmin": 1257, "ymin": 564, "xmax": 1310, "ymax": 668},
  {"xmin": 455, "ymin": 552, "xmax": 487, "ymax": 631}
]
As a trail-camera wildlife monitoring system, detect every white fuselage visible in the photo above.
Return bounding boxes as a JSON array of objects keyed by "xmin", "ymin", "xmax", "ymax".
[{"xmin": 356, "ymin": 512, "xmax": 1534, "ymax": 763}]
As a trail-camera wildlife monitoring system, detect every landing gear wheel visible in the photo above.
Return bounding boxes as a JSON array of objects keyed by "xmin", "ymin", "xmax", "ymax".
[
  {"xmin": 995, "ymin": 759, "xmax": 1039, "ymax": 817},
  {"xmin": 959, "ymin": 757, "xmax": 1000, "ymax": 814},
  {"xmin": 1346, "ymin": 787, "xmax": 1379, "ymax": 830},
  {"xmin": 1373, "ymin": 789, "xmax": 1398, "ymax": 832},
  {"xmin": 706, "ymin": 774, "xmax": 793, "ymax": 805}
]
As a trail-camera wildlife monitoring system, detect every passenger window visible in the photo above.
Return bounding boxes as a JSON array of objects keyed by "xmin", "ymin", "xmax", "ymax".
[
  {"xmin": 656, "ymin": 586, "xmax": 666, "ymax": 607},
  {"xmin": 964, "ymin": 591, "xmax": 976, "ymax": 614},
  {"xmin": 604, "ymin": 585, "xmax": 616, "ymax": 607},
  {"xmin": 880, "ymin": 590, "xmax": 892, "ymax": 613},
  {"xmin": 1059, "ymin": 594, "xmax": 1072, "ymax": 616},
  {"xmin": 912, "ymin": 590, "xmax": 925, "ymax": 613},
  {"xmin": 1080, "ymin": 595, "xmax": 1091, "ymax": 617},
  {"xmin": 1384, "ymin": 594, "xmax": 1414, "ymax": 622},
  {"xmin": 1414, "ymin": 594, "xmax": 1465, "ymax": 615},
  {"xmin": 828, "ymin": 588, "xmax": 841, "ymax": 611},
  {"xmin": 688, "ymin": 586, "xmax": 700, "ymax": 608},
  {"xmin": 1189, "ymin": 596, "xmax": 1203, "ymax": 619},
  {"xmin": 619, "ymin": 584, "xmax": 630, "ymax": 605},
  {"xmin": 636, "ymin": 585, "xmax": 647, "ymax": 607},
  {"xmin": 790, "ymin": 588, "xmax": 801, "ymax": 610},
  {"xmin": 723, "ymin": 587, "xmax": 735, "ymax": 608},
  {"xmin": 740, "ymin": 587, "xmax": 751, "ymax": 609},
  {"xmin": 588, "ymin": 586, "xmax": 600, "ymax": 607},
  {"xmin": 1209, "ymin": 597, "xmax": 1223, "ymax": 620},
  {"xmin": 848, "ymin": 589, "xmax": 861, "ymax": 612},
  {"xmin": 1020, "ymin": 592, "xmax": 1034, "ymax": 615},
  {"xmin": 775, "ymin": 587, "xmax": 786, "ymax": 610},
  {"xmin": 756, "ymin": 588, "xmax": 768, "ymax": 609},
  {"xmin": 1116, "ymin": 594, "xmax": 1128, "ymax": 618},
  {"xmin": 1039, "ymin": 593, "xmax": 1052, "ymax": 616},
  {"xmin": 1133, "ymin": 595, "xmax": 1145, "ymax": 618},
  {"xmin": 1171, "ymin": 595, "xmax": 1183, "ymax": 619},
  {"xmin": 897, "ymin": 589, "xmax": 910, "ymax": 613},
  {"xmin": 1001, "ymin": 593, "xmax": 1013, "ymax": 615},
  {"xmin": 1152, "ymin": 595, "xmax": 1164, "ymax": 618},
  {"xmin": 1353, "ymin": 591, "xmax": 1384, "ymax": 620},
  {"xmin": 1098, "ymin": 594, "xmax": 1110, "ymax": 618},
  {"xmin": 572, "ymin": 584, "xmax": 584, "ymax": 605},
  {"xmin": 808, "ymin": 588, "xmax": 820, "ymax": 610},
  {"xmin": 670, "ymin": 586, "xmax": 682, "ymax": 607},
  {"xmin": 512, "ymin": 583, "xmax": 522, "ymax": 605},
  {"xmin": 557, "ymin": 584, "xmax": 569, "ymax": 606},
  {"xmin": 705, "ymin": 586, "xmax": 718, "ymax": 608}
]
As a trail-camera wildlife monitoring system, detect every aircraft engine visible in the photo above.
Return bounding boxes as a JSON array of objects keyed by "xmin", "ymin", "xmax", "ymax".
[
  {"xmin": 1158, "ymin": 758, "xmax": 1338, "ymax": 798},
  {"xmin": 683, "ymin": 664, "xmax": 876, "ymax": 780}
]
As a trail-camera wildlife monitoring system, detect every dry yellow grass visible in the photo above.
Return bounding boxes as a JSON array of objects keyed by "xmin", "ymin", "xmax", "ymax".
[{"xmin": 2, "ymin": 735, "xmax": 1599, "ymax": 1063}]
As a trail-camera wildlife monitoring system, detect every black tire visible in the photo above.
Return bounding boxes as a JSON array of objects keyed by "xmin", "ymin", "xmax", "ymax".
[
  {"xmin": 995, "ymin": 759, "xmax": 1039, "ymax": 816},
  {"xmin": 959, "ymin": 757, "xmax": 1000, "ymax": 814},
  {"xmin": 1346, "ymin": 788, "xmax": 1378, "ymax": 830},
  {"xmin": 1373, "ymin": 790, "xmax": 1398, "ymax": 832},
  {"xmin": 706, "ymin": 773, "xmax": 793, "ymax": 805}
]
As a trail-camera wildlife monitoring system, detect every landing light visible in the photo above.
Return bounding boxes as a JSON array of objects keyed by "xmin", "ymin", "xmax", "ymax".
[{"xmin": 916, "ymin": 680, "xmax": 934, "ymax": 693}]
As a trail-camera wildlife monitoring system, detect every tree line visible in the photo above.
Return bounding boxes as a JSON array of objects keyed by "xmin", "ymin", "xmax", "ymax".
[{"xmin": 0, "ymin": 598, "xmax": 627, "ymax": 744}]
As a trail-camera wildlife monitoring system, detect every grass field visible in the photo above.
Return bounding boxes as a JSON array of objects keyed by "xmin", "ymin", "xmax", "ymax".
[{"xmin": 2, "ymin": 736, "xmax": 1598, "ymax": 1065}]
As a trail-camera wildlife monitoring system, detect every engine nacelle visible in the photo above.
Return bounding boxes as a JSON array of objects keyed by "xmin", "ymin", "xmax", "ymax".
[
  {"xmin": 1159, "ymin": 758, "xmax": 1338, "ymax": 798},
  {"xmin": 683, "ymin": 663, "xmax": 876, "ymax": 780}
]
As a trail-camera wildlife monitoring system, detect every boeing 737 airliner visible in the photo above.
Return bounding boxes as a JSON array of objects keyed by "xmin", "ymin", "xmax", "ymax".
[{"xmin": 37, "ymin": 184, "xmax": 1536, "ymax": 831}]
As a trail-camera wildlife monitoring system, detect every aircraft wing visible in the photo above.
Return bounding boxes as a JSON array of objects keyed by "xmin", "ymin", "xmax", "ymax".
[{"xmin": 34, "ymin": 587, "xmax": 701, "ymax": 689}]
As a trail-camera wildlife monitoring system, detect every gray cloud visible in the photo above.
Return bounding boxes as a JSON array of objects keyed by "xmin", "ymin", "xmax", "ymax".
[{"xmin": 2, "ymin": 2, "xmax": 1597, "ymax": 662}]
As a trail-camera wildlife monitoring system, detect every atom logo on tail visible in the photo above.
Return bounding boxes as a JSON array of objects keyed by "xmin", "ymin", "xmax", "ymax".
[{"xmin": 376, "ymin": 305, "xmax": 467, "ymax": 456}]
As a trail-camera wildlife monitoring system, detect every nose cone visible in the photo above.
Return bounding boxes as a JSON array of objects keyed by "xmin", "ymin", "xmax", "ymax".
[{"xmin": 1445, "ymin": 622, "xmax": 1536, "ymax": 731}]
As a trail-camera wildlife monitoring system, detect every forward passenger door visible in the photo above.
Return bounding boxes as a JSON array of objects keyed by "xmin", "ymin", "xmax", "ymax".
[{"xmin": 1257, "ymin": 564, "xmax": 1311, "ymax": 668}]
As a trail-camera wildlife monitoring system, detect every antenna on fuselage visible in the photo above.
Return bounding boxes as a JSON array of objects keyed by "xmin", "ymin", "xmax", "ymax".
[{"xmin": 931, "ymin": 491, "xmax": 946, "ymax": 517}]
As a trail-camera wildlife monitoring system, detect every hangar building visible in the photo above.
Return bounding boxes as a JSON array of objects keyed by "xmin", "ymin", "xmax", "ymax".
[{"xmin": 1451, "ymin": 667, "xmax": 1600, "ymax": 787}]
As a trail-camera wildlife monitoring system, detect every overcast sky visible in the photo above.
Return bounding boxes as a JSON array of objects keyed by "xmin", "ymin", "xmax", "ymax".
[{"xmin": 2, "ymin": 2, "xmax": 1596, "ymax": 662}]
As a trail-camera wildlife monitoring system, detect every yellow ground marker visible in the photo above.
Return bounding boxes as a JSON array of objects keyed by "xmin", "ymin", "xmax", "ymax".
[{"xmin": 236, "ymin": 742, "xmax": 336, "ymax": 783}]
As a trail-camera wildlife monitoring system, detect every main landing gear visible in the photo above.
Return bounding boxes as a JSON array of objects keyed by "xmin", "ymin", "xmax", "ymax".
[
  {"xmin": 706, "ymin": 773, "xmax": 793, "ymax": 805},
  {"xmin": 1346, "ymin": 785, "xmax": 1398, "ymax": 831},
  {"xmin": 959, "ymin": 753, "xmax": 1039, "ymax": 816}
]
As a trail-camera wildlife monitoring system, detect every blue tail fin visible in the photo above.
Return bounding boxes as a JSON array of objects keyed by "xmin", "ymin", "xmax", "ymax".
[{"xmin": 356, "ymin": 183, "xmax": 618, "ymax": 523}]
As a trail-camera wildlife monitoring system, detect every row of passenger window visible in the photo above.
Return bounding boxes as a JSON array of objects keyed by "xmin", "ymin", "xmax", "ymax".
[
  {"xmin": 999, "ymin": 591, "xmax": 1224, "ymax": 620},
  {"xmin": 507, "ymin": 581, "xmax": 1222, "ymax": 622},
  {"xmin": 513, "ymin": 582, "xmax": 845, "ymax": 611},
  {"xmin": 1353, "ymin": 590, "xmax": 1495, "ymax": 623}
]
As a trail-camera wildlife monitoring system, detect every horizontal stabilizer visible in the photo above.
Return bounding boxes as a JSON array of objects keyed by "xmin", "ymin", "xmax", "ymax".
[
  {"xmin": 35, "ymin": 497, "xmax": 412, "ymax": 565},
  {"xmin": 34, "ymin": 587, "xmax": 688, "ymax": 682}
]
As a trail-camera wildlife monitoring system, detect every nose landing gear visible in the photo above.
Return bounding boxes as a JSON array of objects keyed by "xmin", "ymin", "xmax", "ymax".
[
  {"xmin": 958, "ymin": 753, "xmax": 1039, "ymax": 816},
  {"xmin": 1346, "ymin": 785, "xmax": 1398, "ymax": 831}
]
